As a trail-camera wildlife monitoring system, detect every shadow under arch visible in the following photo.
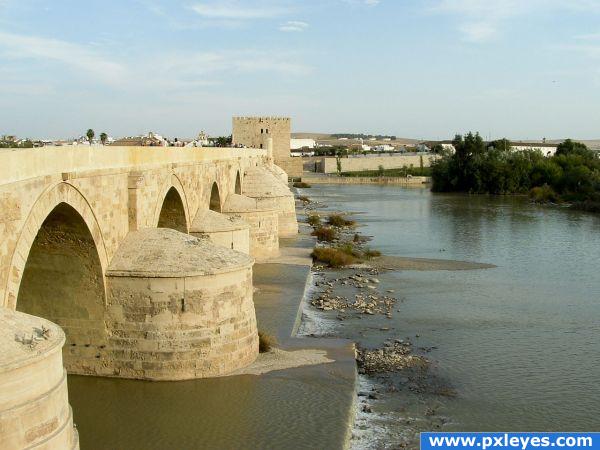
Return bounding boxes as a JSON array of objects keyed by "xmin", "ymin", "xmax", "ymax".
[
  {"xmin": 4, "ymin": 182, "xmax": 109, "ymax": 310},
  {"xmin": 210, "ymin": 182, "xmax": 222, "ymax": 212},
  {"xmin": 235, "ymin": 171, "xmax": 242, "ymax": 195},
  {"xmin": 157, "ymin": 187, "xmax": 188, "ymax": 233},
  {"xmin": 16, "ymin": 202, "xmax": 107, "ymax": 371}
]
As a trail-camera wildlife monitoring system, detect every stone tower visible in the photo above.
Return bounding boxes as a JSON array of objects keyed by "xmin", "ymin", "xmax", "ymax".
[{"xmin": 232, "ymin": 117, "xmax": 291, "ymax": 163}]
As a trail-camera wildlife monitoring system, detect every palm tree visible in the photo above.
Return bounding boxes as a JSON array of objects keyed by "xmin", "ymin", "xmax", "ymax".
[
  {"xmin": 86, "ymin": 129, "xmax": 95, "ymax": 145},
  {"xmin": 100, "ymin": 132, "xmax": 108, "ymax": 145}
]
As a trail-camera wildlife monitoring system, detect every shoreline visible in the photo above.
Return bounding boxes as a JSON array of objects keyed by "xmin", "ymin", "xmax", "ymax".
[
  {"xmin": 302, "ymin": 173, "xmax": 431, "ymax": 186},
  {"xmin": 294, "ymin": 183, "xmax": 498, "ymax": 449}
]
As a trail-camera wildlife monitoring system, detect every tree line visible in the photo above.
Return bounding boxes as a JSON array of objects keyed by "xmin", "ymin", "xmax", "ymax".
[{"xmin": 431, "ymin": 133, "xmax": 600, "ymax": 211}]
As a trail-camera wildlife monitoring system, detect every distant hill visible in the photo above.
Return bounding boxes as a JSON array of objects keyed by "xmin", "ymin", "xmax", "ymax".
[
  {"xmin": 291, "ymin": 133, "xmax": 600, "ymax": 151},
  {"xmin": 292, "ymin": 132, "xmax": 421, "ymax": 146}
]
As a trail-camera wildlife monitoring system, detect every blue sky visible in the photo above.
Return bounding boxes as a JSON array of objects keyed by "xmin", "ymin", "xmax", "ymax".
[{"xmin": 1, "ymin": 0, "xmax": 600, "ymax": 140}]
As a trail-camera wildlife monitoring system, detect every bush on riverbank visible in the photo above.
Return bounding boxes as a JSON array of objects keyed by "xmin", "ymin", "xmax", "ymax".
[
  {"xmin": 258, "ymin": 331, "xmax": 277, "ymax": 353},
  {"xmin": 311, "ymin": 226, "xmax": 337, "ymax": 242},
  {"xmin": 311, "ymin": 247, "xmax": 356, "ymax": 267},
  {"xmin": 530, "ymin": 184, "xmax": 560, "ymax": 203},
  {"xmin": 431, "ymin": 135, "xmax": 600, "ymax": 209},
  {"xmin": 363, "ymin": 248, "xmax": 382, "ymax": 259},
  {"xmin": 307, "ymin": 214, "xmax": 321, "ymax": 227},
  {"xmin": 293, "ymin": 181, "xmax": 311, "ymax": 188},
  {"xmin": 326, "ymin": 213, "xmax": 356, "ymax": 228}
]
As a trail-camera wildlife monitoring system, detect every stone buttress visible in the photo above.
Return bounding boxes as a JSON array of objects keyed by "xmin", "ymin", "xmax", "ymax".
[
  {"xmin": 104, "ymin": 228, "xmax": 258, "ymax": 381},
  {"xmin": 0, "ymin": 308, "xmax": 79, "ymax": 450},
  {"xmin": 241, "ymin": 165, "xmax": 298, "ymax": 237},
  {"xmin": 190, "ymin": 209, "xmax": 250, "ymax": 254},
  {"xmin": 222, "ymin": 194, "xmax": 280, "ymax": 261}
]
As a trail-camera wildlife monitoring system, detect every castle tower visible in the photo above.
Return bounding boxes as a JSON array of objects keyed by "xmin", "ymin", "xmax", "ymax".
[
  {"xmin": 232, "ymin": 117, "xmax": 291, "ymax": 163},
  {"xmin": 232, "ymin": 117, "xmax": 302, "ymax": 177}
]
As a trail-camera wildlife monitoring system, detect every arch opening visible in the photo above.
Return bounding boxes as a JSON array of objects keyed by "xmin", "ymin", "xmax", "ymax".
[
  {"xmin": 16, "ymin": 202, "xmax": 107, "ymax": 370},
  {"xmin": 235, "ymin": 172, "xmax": 242, "ymax": 195},
  {"xmin": 210, "ymin": 182, "xmax": 222, "ymax": 212},
  {"xmin": 158, "ymin": 187, "xmax": 187, "ymax": 232}
]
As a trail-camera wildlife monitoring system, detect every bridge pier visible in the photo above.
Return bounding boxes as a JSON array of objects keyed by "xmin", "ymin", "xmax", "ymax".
[
  {"xmin": 0, "ymin": 309, "xmax": 79, "ymax": 450},
  {"xmin": 242, "ymin": 165, "xmax": 299, "ymax": 237},
  {"xmin": 223, "ymin": 194, "xmax": 280, "ymax": 261},
  {"xmin": 190, "ymin": 209, "xmax": 251, "ymax": 254},
  {"xmin": 104, "ymin": 228, "xmax": 258, "ymax": 380}
]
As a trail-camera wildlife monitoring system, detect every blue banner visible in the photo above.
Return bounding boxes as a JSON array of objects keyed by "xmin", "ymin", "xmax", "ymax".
[{"xmin": 421, "ymin": 433, "xmax": 600, "ymax": 450}]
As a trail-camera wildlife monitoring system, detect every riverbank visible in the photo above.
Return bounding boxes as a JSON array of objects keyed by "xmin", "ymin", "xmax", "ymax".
[
  {"xmin": 294, "ymin": 183, "xmax": 600, "ymax": 447},
  {"xmin": 302, "ymin": 173, "xmax": 430, "ymax": 186},
  {"xmin": 293, "ymin": 184, "xmax": 502, "ymax": 449}
]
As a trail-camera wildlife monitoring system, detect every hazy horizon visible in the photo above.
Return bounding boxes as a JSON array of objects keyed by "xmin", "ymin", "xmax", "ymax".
[{"xmin": 1, "ymin": 0, "xmax": 600, "ymax": 141}]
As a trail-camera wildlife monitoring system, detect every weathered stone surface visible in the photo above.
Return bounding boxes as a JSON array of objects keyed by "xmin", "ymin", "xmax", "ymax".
[
  {"xmin": 104, "ymin": 228, "xmax": 258, "ymax": 380},
  {"xmin": 0, "ymin": 308, "xmax": 79, "ymax": 450},
  {"xmin": 106, "ymin": 228, "xmax": 253, "ymax": 277},
  {"xmin": 223, "ymin": 194, "xmax": 279, "ymax": 261},
  {"xmin": 242, "ymin": 165, "xmax": 298, "ymax": 237},
  {"xmin": 190, "ymin": 209, "xmax": 250, "ymax": 254}
]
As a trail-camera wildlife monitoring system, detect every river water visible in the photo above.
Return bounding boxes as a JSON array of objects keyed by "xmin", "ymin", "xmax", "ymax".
[{"xmin": 301, "ymin": 184, "xmax": 600, "ymax": 448}]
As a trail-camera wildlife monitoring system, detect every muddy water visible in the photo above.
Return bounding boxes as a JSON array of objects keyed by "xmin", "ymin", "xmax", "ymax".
[{"xmin": 300, "ymin": 184, "xmax": 600, "ymax": 448}]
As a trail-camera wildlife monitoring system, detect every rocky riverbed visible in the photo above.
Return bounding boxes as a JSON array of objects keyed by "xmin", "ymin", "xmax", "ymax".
[{"xmin": 295, "ymin": 189, "xmax": 458, "ymax": 449}]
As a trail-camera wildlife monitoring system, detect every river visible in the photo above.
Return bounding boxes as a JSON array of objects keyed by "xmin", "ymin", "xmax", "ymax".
[{"xmin": 300, "ymin": 184, "xmax": 600, "ymax": 448}]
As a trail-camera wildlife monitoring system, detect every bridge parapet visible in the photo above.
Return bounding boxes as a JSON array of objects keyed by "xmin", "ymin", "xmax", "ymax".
[{"xmin": 0, "ymin": 146, "xmax": 266, "ymax": 186}]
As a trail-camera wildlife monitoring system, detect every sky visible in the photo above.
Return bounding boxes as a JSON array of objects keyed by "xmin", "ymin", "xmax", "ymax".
[{"xmin": 1, "ymin": 0, "xmax": 600, "ymax": 140}]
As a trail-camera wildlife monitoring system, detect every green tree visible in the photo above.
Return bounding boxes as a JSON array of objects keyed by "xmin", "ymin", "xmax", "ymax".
[
  {"xmin": 556, "ymin": 139, "xmax": 592, "ymax": 158},
  {"xmin": 378, "ymin": 165, "xmax": 385, "ymax": 177},
  {"xmin": 100, "ymin": 132, "xmax": 108, "ymax": 145},
  {"xmin": 86, "ymin": 129, "xmax": 95, "ymax": 144},
  {"xmin": 214, "ymin": 135, "xmax": 232, "ymax": 147}
]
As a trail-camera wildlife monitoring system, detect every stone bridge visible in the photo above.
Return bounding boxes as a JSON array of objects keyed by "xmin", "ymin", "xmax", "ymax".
[{"xmin": 0, "ymin": 143, "xmax": 298, "ymax": 387}]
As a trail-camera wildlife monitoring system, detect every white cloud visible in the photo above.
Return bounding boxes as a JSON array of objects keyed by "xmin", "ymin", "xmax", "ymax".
[
  {"xmin": 279, "ymin": 20, "xmax": 309, "ymax": 32},
  {"xmin": 574, "ymin": 32, "xmax": 600, "ymax": 40},
  {"xmin": 459, "ymin": 22, "xmax": 497, "ymax": 42},
  {"xmin": 343, "ymin": 0, "xmax": 380, "ymax": 6},
  {"xmin": 190, "ymin": 1, "xmax": 290, "ymax": 20},
  {"xmin": 0, "ymin": 31, "xmax": 126, "ymax": 84},
  {"xmin": 429, "ymin": 0, "xmax": 600, "ymax": 43}
]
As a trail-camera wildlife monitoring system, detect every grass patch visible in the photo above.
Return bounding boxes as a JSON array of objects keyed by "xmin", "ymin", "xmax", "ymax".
[
  {"xmin": 258, "ymin": 331, "xmax": 277, "ymax": 353},
  {"xmin": 363, "ymin": 248, "xmax": 382, "ymax": 259},
  {"xmin": 326, "ymin": 213, "xmax": 356, "ymax": 228},
  {"xmin": 293, "ymin": 181, "xmax": 311, "ymax": 188},
  {"xmin": 530, "ymin": 184, "xmax": 560, "ymax": 203},
  {"xmin": 311, "ymin": 226, "xmax": 337, "ymax": 242},
  {"xmin": 336, "ymin": 242, "xmax": 362, "ymax": 258},
  {"xmin": 340, "ymin": 167, "xmax": 431, "ymax": 178},
  {"xmin": 307, "ymin": 214, "xmax": 321, "ymax": 227},
  {"xmin": 311, "ymin": 247, "xmax": 357, "ymax": 268}
]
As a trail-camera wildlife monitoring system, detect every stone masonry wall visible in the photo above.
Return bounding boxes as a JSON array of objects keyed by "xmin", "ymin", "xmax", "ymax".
[
  {"xmin": 319, "ymin": 154, "xmax": 438, "ymax": 173},
  {"xmin": 232, "ymin": 117, "xmax": 291, "ymax": 164},
  {"xmin": 105, "ymin": 266, "xmax": 257, "ymax": 380},
  {"xmin": 224, "ymin": 210, "xmax": 279, "ymax": 261}
]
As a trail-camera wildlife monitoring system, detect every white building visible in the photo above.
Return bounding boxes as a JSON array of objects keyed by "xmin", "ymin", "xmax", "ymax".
[
  {"xmin": 290, "ymin": 138, "xmax": 316, "ymax": 150},
  {"xmin": 511, "ymin": 144, "xmax": 557, "ymax": 157},
  {"xmin": 373, "ymin": 144, "xmax": 395, "ymax": 152}
]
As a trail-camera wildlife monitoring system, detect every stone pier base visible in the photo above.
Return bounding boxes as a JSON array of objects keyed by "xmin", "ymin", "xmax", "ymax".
[
  {"xmin": 0, "ymin": 309, "xmax": 79, "ymax": 450},
  {"xmin": 104, "ymin": 228, "xmax": 258, "ymax": 380}
]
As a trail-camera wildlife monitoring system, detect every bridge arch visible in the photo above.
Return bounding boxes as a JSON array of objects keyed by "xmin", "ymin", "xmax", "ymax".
[
  {"xmin": 154, "ymin": 174, "xmax": 190, "ymax": 233},
  {"xmin": 4, "ymin": 182, "xmax": 108, "ymax": 310},
  {"xmin": 209, "ymin": 182, "xmax": 222, "ymax": 212}
]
